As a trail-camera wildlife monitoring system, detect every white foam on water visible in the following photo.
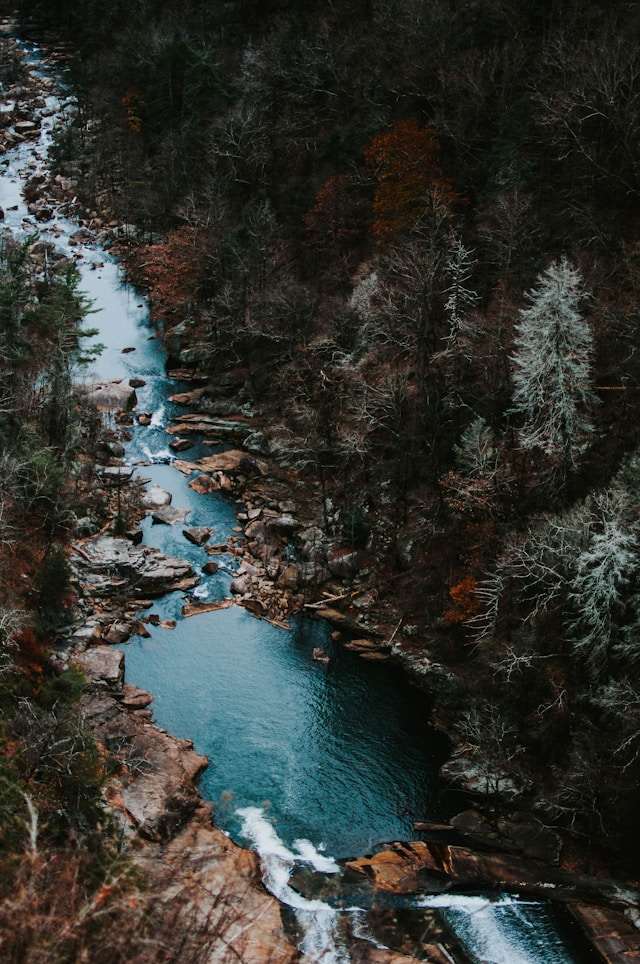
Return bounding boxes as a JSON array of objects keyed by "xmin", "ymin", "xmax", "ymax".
[
  {"xmin": 292, "ymin": 838, "xmax": 341, "ymax": 874},
  {"xmin": 418, "ymin": 894, "xmax": 573, "ymax": 964},
  {"xmin": 348, "ymin": 908, "xmax": 388, "ymax": 950},
  {"xmin": 193, "ymin": 584, "xmax": 210, "ymax": 600},
  {"xmin": 140, "ymin": 443, "xmax": 172, "ymax": 463},
  {"xmin": 150, "ymin": 404, "xmax": 166, "ymax": 428},
  {"xmin": 237, "ymin": 806, "xmax": 349, "ymax": 962}
]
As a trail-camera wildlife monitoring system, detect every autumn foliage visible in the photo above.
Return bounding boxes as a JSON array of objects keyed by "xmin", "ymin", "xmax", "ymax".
[
  {"xmin": 443, "ymin": 575, "xmax": 480, "ymax": 625},
  {"xmin": 135, "ymin": 227, "xmax": 206, "ymax": 320},
  {"xmin": 365, "ymin": 120, "xmax": 457, "ymax": 240}
]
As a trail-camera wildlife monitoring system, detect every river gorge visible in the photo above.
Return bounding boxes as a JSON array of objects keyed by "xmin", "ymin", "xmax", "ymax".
[{"xmin": 0, "ymin": 32, "xmax": 610, "ymax": 964}]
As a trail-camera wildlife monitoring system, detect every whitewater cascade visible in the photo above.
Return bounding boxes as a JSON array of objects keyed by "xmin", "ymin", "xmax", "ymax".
[{"xmin": 237, "ymin": 806, "xmax": 350, "ymax": 962}]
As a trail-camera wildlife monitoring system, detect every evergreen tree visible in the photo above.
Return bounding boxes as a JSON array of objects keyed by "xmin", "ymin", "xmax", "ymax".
[
  {"xmin": 454, "ymin": 415, "xmax": 497, "ymax": 478},
  {"xmin": 512, "ymin": 257, "xmax": 595, "ymax": 467},
  {"xmin": 569, "ymin": 493, "xmax": 637, "ymax": 675}
]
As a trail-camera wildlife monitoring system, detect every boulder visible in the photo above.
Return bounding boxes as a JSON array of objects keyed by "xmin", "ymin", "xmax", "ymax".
[
  {"xmin": 104, "ymin": 620, "xmax": 133, "ymax": 645},
  {"xmin": 151, "ymin": 506, "xmax": 190, "ymax": 526},
  {"xmin": 230, "ymin": 575, "xmax": 251, "ymax": 595},
  {"xmin": 83, "ymin": 380, "xmax": 137, "ymax": 412},
  {"xmin": 100, "ymin": 439, "xmax": 126, "ymax": 459},
  {"xmin": 175, "ymin": 448, "xmax": 267, "ymax": 476},
  {"xmin": 74, "ymin": 646, "xmax": 124, "ymax": 686},
  {"xmin": 183, "ymin": 527, "xmax": 212, "ymax": 547},
  {"xmin": 142, "ymin": 485, "xmax": 173, "ymax": 510},
  {"xmin": 277, "ymin": 564, "xmax": 299, "ymax": 591},
  {"xmin": 96, "ymin": 465, "xmax": 134, "ymax": 484},
  {"xmin": 129, "ymin": 377, "xmax": 146, "ymax": 389},
  {"xmin": 202, "ymin": 561, "xmax": 220, "ymax": 575},
  {"xmin": 570, "ymin": 903, "xmax": 640, "ymax": 964},
  {"xmin": 121, "ymin": 684, "xmax": 153, "ymax": 710},
  {"xmin": 74, "ymin": 516, "xmax": 98, "ymax": 537},
  {"xmin": 169, "ymin": 437, "xmax": 192, "ymax": 453}
]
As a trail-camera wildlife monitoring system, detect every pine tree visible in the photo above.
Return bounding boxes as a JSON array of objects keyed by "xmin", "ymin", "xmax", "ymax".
[
  {"xmin": 454, "ymin": 415, "xmax": 497, "ymax": 478},
  {"xmin": 569, "ymin": 493, "xmax": 637, "ymax": 675},
  {"xmin": 512, "ymin": 257, "xmax": 595, "ymax": 466}
]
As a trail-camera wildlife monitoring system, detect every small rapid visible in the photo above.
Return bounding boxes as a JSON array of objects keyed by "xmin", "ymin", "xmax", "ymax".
[{"xmin": 238, "ymin": 806, "xmax": 349, "ymax": 962}]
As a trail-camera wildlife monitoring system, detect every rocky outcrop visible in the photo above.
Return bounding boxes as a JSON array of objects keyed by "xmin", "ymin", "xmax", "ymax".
[
  {"xmin": 345, "ymin": 840, "xmax": 640, "ymax": 915},
  {"xmin": 71, "ymin": 536, "xmax": 198, "ymax": 597}
]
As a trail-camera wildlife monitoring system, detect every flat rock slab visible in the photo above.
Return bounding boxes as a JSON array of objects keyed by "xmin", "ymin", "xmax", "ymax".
[
  {"xmin": 81, "ymin": 380, "xmax": 137, "ymax": 412},
  {"xmin": 183, "ymin": 526, "xmax": 211, "ymax": 546},
  {"xmin": 151, "ymin": 505, "xmax": 190, "ymax": 526},
  {"xmin": 175, "ymin": 449, "xmax": 267, "ymax": 476},
  {"xmin": 74, "ymin": 646, "xmax": 124, "ymax": 686}
]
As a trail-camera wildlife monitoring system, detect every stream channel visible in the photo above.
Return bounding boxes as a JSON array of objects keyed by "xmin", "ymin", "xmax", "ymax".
[{"xmin": 0, "ymin": 37, "xmax": 593, "ymax": 964}]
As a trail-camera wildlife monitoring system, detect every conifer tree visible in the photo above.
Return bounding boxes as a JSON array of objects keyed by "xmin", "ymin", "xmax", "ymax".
[{"xmin": 512, "ymin": 257, "xmax": 595, "ymax": 467}]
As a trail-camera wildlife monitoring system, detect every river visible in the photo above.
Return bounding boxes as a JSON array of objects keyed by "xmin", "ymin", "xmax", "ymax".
[{"xmin": 0, "ymin": 36, "xmax": 591, "ymax": 964}]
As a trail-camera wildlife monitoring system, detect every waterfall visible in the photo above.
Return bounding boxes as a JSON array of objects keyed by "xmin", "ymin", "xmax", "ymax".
[
  {"xmin": 237, "ymin": 806, "xmax": 349, "ymax": 962},
  {"xmin": 417, "ymin": 894, "xmax": 574, "ymax": 964}
]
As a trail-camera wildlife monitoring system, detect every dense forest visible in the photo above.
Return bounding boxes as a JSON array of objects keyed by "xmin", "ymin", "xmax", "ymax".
[
  {"xmin": 1, "ymin": 3, "xmax": 640, "ymax": 959},
  {"xmin": 13, "ymin": 0, "xmax": 640, "ymax": 862}
]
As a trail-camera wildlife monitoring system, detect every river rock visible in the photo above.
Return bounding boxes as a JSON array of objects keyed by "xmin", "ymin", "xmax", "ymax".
[
  {"xmin": 142, "ymin": 485, "xmax": 173, "ymax": 509},
  {"xmin": 103, "ymin": 620, "xmax": 134, "ymax": 645},
  {"xmin": 129, "ymin": 377, "xmax": 146, "ymax": 388},
  {"xmin": 83, "ymin": 380, "xmax": 137, "ymax": 412},
  {"xmin": 202, "ymin": 561, "xmax": 219, "ymax": 575},
  {"xmin": 120, "ymin": 683, "xmax": 153, "ymax": 710},
  {"xmin": 151, "ymin": 505, "xmax": 190, "ymax": 526},
  {"xmin": 183, "ymin": 526, "xmax": 211, "ymax": 546},
  {"xmin": 169, "ymin": 437, "xmax": 192, "ymax": 452}
]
